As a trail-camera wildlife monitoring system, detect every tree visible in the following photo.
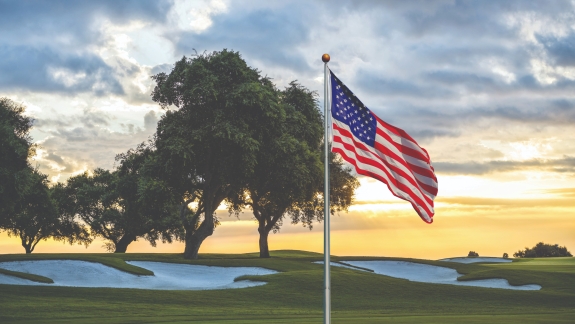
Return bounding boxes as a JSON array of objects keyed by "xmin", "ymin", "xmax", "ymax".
[
  {"xmin": 2, "ymin": 169, "xmax": 91, "ymax": 253},
  {"xmin": 237, "ymin": 82, "xmax": 358, "ymax": 257},
  {"xmin": 513, "ymin": 242, "xmax": 572, "ymax": 258},
  {"xmin": 468, "ymin": 251, "xmax": 479, "ymax": 257},
  {"xmin": 65, "ymin": 155, "xmax": 181, "ymax": 253},
  {"xmin": 151, "ymin": 50, "xmax": 284, "ymax": 259},
  {"xmin": 0, "ymin": 98, "xmax": 89, "ymax": 253},
  {"xmin": 114, "ymin": 143, "xmax": 183, "ymax": 252},
  {"xmin": 0, "ymin": 98, "xmax": 34, "ymax": 223},
  {"xmin": 503, "ymin": 253, "xmax": 509, "ymax": 259}
]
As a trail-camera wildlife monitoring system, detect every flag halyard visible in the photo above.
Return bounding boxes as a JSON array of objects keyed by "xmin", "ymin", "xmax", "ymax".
[{"xmin": 329, "ymin": 71, "xmax": 438, "ymax": 223}]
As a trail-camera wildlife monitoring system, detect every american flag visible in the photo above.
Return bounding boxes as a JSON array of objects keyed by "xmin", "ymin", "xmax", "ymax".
[{"xmin": 329, "ymin": 71, "xmax": 438, "ymax": 223}]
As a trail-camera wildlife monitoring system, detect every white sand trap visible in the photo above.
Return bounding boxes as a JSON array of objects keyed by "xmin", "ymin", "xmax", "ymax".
[
  {"xmin": 0, "ymin": 260, "xmax": 277, "ymax": 290},
  {"xmin": 335, "ymin": 261, "xmax": 541, "ymax": 290},
  {"xmin": 439, "ymin": 257, "xmax": 512, "ymax": 264}
]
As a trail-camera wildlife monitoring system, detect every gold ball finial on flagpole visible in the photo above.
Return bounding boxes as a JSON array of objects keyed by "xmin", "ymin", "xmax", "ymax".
[{"xmin": 322, "ymin": 53, "xmax": 330, "ymax": 63}]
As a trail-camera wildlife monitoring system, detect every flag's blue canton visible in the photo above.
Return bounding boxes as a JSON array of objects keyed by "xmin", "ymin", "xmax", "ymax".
[{"xmin": 330, "ymin": 72, "xmax": 377, "ymax": 147}]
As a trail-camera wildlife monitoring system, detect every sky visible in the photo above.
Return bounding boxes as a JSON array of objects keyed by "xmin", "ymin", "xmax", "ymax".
[{"xmin": 1, "ymin": 0, "xmax": 574, "ymax": 259}]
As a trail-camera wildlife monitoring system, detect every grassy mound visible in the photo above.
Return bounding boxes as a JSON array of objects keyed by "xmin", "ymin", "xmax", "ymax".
[{"xmin": 0, "ymin": 250, "xmax": 573, "ymax": 323}]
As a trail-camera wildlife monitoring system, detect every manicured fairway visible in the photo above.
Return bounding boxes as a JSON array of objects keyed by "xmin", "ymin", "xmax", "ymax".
[{"xmin": 0, "ymin": 251, "xmax": 573, "ymax": 323}]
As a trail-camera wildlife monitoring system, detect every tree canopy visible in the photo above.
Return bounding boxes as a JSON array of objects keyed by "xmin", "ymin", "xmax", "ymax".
[
  {"xmin": 236, "ymin": 81, "xmax": 359, "ymax": 257},
  {"xmin": 514, "ymin": 242, "xmax": 572, "ymax": 258},
  {"xmin": 2, "ymin": 170, "xmax": 91, "ymax": 253},
  {"xmin": 64, "ymin": 152, "xmax": 181, "ymax": 253},
  {"xmin": 151, "ymin": 49, "xmax": 285, "ymax": 259},
  {"xmin": 0, "ymin": 98, "xmax": 90, "ymax": 253},
  {"xmin": 0, "ymin": 98, "xmax": 35, "ymax": 221}
]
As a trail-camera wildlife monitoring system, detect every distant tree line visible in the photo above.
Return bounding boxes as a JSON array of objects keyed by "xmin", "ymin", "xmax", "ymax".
[
  {"xmin": 0, "ymin": 50, "xmax": 359, "ymax": 258},
  {"xmin": 514, "ymin": 242, "xmax": 573, "ymax": 258}
]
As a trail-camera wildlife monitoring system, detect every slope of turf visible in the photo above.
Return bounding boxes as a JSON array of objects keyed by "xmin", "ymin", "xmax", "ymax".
[
  {"xmin": 0, "ymin": 250, "xmax": 573, "ymax": 323},
  {"xmin": 0, "ymin": 267, "xmax": 53, "ymax": 283}
]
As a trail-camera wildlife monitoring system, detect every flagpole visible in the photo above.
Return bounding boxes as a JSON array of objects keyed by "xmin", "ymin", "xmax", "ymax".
[{"xmin": 322, "ymin": 53, "xmax": 331, "ymax": 324}]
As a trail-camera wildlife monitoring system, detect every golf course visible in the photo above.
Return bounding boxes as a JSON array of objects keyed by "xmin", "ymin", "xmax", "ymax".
[{"xmin": 0, "ymin": 250, "xmax": 573, "ymax": 323}]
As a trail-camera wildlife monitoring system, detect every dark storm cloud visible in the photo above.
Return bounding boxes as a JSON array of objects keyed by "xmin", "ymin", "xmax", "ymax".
[
  {"xmin": 171, "ymin": 5, "xmax": 313, "ymax": 73},
  {"xmin": 0, "ymin": 0, "xmax": 173, "ymax": 94},
  {"xmin": 434, "ymin": 156, "xmax": 575, "ymax": 175}
]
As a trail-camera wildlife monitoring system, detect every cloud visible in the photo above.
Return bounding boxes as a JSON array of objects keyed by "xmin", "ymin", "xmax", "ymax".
[
  {"xmin": 0, "ymin": 0, "xmax": 173, "ymax": 94},
  {"xmin": 434, "ymin": 156, "xmax": 575, "ymax": 175},
  {"xmin": 541, "ymin": 187, "xmax": 575, "ymax": 198},
  {"xmin": 537, "ymin": 32, "xmax": 575, "ymax": 67},
  {"xmin": 3, "ymin": 0, "xmax": 575, "ymax": 182},
  {"xmin": 0, "ymin": 46, "xmax": 123, "ymax": 95},
  {"xmin": 31, "ymin": 108, "xmax": 161, "ymax": 182},
  {"xmin": 0, "ymin": 1, "xmax": 172, "ymax": 46},
  {"xmin": 33, "ymin": 109, "xmax": 112, "ymax": 129},
  {"xmin": 169, "ymin": 4, "xmax": 314, "ymax": 73},
  {"xmin": 438, "ymin": 196, "xmax": 575, "ymax": 208}
]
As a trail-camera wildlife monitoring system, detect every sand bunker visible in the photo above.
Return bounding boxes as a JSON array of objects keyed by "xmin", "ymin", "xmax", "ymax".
[
  {"xmin": 336, "ymin": 261, "xmax": 540, "ymax": 290},
  {"xmin": 0, "ymin": 260, "xmax": 277, "ymax": 290},
  {"xmin": 439, "ymin": 257, "xmax": 512, "ymax": 263}
]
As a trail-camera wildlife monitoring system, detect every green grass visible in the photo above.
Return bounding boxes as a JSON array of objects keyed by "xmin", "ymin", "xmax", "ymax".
[
  {"xmin": 0, "ymin": 267, "xmax": 53, "ymax": 283},
  {"xmin": 0, "ymin": 250, "xmax": 573, "ymax": 323}
]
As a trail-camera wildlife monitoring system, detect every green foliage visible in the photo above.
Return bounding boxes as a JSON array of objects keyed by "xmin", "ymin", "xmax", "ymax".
[
  {"xmin": 503, "ymin": 252, "xmax": 509, "ymax": 259},
  {"xmin": 114, "ymin": 144, "xmax": 183, "ymax": 249},
  {"xmin": 0, "ymin": 98, "xmax": 35, "ymax": 221},
  {"xmin": 513, "ymin": 242, "xmax": 572, "ymax": 258},
  {"xmin": 63, "ymin": 154, "xmax": 182, "ymax": 253},
  {"xmin": 234, "ymin": 81, "xmax": 325, "ymax": 257},
  {"xmin": 468, "ymin": 251, "xmax": 479, "ymax": 257},
  {"xmin": 0, "ymin": 98, "xmax": 89, "ymax": 253},
  {"xmin": 151, "ymin": 49, "xmax": 286, "ymax": 259},
  {"xmin": 64, "ymin": 169, "xmax": 126, "ymax": 251},
  {"xmin": 152, "ymin": 51, "xmax": 358, "ymax": 258},
  {"xmin": 2, "ymin": 169, "xmax": 90, "ymax": 253}
]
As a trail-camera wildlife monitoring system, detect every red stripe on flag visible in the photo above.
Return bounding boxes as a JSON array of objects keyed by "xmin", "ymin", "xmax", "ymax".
[
  {"xmin": 332, "ymin": 129, "xmax": 435, "ymax": 220},
  {"xmin": 332, "ymin": 143, "xmax": 433, "ymax": 223},
  {"xmin": 333, "ymin": 124, "xmax": 435, "ymax": 207}
]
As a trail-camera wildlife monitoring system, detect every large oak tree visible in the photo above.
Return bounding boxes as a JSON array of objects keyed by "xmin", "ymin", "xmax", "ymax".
[
  {"xmin": 151, "ymin": 50, "xmax": 284, "ymax": 259},
  {"xmin": 236, "ymin": 82, "xmax": 359, "ymax": 258}
]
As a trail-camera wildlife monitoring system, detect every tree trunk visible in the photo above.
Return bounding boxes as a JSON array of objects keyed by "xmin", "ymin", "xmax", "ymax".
[
  {"xmin": 21, "ymin": 235, "xmax": 33, "ymax": 254},
  {"xmin": 258, "ymin": 220, "xmax": 270, "ymax": 258},
  {"xmin": 114, "ymin": 233, "xmax": 136, "ymax": 253},
  {"xmin": 183, "ymin": 216, "xmax": 215, "ymax": 259}
]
